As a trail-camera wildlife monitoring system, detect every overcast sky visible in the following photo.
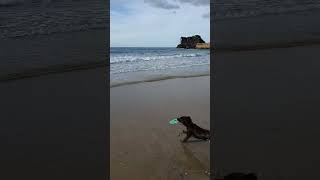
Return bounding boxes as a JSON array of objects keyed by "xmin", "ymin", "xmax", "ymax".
[{"xmin": 111, "ymin": 0, "xmax": 210, "ymax": 47}]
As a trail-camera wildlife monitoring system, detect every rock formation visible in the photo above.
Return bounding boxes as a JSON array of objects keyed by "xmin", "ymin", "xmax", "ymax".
[{"xmin": 176, "ymin": 35, "xmax": 206, "ymax": 49}]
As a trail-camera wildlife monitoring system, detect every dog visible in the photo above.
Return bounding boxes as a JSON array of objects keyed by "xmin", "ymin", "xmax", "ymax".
[{"xmin": 177, "ymin": 116, "xmax": 210, "ymax": 142}]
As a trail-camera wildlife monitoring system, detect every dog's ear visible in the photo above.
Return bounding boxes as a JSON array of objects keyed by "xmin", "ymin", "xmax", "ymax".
[
  {"xmin": 179, "ymin": 116, "xmax": 188, "ymax": 120},
  {"xmin": 185, "ymin": 117, "xmax": 192, "ymax": 124}
]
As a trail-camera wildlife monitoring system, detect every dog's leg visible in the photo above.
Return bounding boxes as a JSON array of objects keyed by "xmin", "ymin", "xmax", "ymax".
[
  {"xmin": 181, "ymin": 132, "xmax": 192, "ymax": 143},
  {"xmin": 179, "ymin": 130, "xmax": 187, "ymax": 137}
]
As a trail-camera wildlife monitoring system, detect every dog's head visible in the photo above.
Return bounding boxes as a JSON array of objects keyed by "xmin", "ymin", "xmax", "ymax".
[{"xmin": 177, "ymin": 116, "xmax": 193, "ymax": 127}]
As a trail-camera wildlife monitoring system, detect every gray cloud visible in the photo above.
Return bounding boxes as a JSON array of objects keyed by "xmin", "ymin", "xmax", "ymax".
[
  {"xmin": 177, "ymin": 0, "xmax": 209, "ymax": 6},
  {"xmin": 202, "ymin": 12, "xmax": 209, "ymax": 18},
  {"xmin": 144, "ymin": 0, "xmax": 180, "ymax": 10}
]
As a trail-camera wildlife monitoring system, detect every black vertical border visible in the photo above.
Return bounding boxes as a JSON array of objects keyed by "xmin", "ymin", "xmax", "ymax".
[
  {"xmin": 106, "ymin": 0, "xmax": 110, "ymax": 179},
  {"xmin": 210, "ymin": 0, "xmax": 215, "ymax": 179},
  {"xmin": 0, "ymin": 0, "xmax": 110, "ymax": 179}
]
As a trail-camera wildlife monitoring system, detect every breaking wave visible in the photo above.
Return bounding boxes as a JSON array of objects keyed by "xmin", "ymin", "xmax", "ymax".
[{"xmin": 110, "ymin": 53, "xmax": 208, "ymax": 65}]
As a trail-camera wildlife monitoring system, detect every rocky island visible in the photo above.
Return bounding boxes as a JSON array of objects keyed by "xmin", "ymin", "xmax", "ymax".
[{"xmin": 176, "ymin": 35, "xmax": 210, "ymax": 49}]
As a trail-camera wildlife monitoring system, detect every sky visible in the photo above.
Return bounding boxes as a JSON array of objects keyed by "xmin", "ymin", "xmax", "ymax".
[{"xmin": 111, "ymin": 0, "xmax": 210, "ymax": 47}]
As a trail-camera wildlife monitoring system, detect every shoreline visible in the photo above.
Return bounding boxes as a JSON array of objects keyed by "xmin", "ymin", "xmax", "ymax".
[
  {"xmin": 213, "ymin": 41, "xmax": 320, "ymax": 52},
  {"xmin": 0, "ymin": 28, "xmax": 107, "ymax": 80},
  {"xmin": 213, "ymin": 9, "xmax": 320, "ymax": 51},
  {"xmin": 110, "ymin": 74, "xmax": 210, "ymax": 88},
  {"xmin": 0, "ymin": 61, "xmax": 107, "ymax": 83},
  {"xmin": 3, "ymin": 42, "xmax": 320, "ymax": 83}
]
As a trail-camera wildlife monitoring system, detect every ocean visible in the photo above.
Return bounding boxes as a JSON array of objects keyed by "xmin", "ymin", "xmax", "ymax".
[
  {"xmin": 213, "ymin": 0, "xmax": 320, "ymax": 49},
  {"xmin": 0, "ymin": 0, "xmax": 107, "ymax": 39},
  {"xmin": 0, "ymin": 0, "xmax": 107, "ymax": 81},
  {"xmin": 110, "ymin": 47, "xmax": 210, "ymax": 87},
  {"xmin": 214, "ymin": 0, "xmax": 320, "ymax": 20}
]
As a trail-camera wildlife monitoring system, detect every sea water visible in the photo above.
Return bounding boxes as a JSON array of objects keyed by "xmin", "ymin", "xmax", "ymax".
[{"xmin": 110, "ymin": 47, "xmax": 210, "ymax": 87}]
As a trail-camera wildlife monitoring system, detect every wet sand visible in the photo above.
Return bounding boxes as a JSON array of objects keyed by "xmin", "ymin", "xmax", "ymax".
[
  {"xmin": 0, "ymin": 67, "xmax": 108, "ymax": 180},
  {"xmin": 111, "ymin": 76, "xmax": 210, "ymax": 180},
  {"xmin": 213, "ymin": 45, "xmax": 320, "ymax": 180}
]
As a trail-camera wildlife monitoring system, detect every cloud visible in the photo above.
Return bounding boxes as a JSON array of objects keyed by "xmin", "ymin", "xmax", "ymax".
[
  {"xmin": 143, "ymin": 0, "xmax": 209, "ymax": 10},
  {"xmin": 202, "ymin": 12, "xmax": 209, "ymax": 18},
  {"xmin": 144, "ymin": 0, "xmax": 179, "ymax": 10},
  {"xmin": 177, "ymin": 0, "xmax": 209, "ymax": 6},
  {"xmin": 111, "ymin": 0, "xmax": 210, "ymax": 47}
]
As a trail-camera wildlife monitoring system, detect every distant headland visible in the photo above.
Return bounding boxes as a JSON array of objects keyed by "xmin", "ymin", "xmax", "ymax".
[{"xmin": 176, "ymin": 35, "xmax": 210, "ymax": 49}]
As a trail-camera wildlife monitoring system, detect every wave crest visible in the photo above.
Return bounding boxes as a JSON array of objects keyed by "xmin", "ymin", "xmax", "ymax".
[{"xmin": 110, "ymin": 53, "xmax": 209, "ymax": 65}]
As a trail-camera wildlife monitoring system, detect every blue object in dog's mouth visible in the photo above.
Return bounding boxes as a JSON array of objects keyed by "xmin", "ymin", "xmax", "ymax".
[{"xmin": 169, "ymin": 118, "xmax": 178, "ymax": 125}]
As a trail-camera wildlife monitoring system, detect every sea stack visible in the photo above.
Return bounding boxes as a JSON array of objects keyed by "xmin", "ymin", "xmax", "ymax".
[{"xmin": 176, "ymin": 35, "xmax": 210, "ymax": 49}]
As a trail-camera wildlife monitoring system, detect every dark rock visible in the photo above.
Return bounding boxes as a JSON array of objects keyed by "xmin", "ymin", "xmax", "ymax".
[{"xmin": 176, "ymin": 35, "xmax": 206, "ymax": 49}]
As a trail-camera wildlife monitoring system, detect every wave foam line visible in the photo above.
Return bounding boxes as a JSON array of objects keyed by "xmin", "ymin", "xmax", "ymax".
[
  {"xmin": 0, "ymin": 61, "xmax": 107, "ymax": 83},
  {"xmin": 110, "ymin": 73, "xmax": 210, "ymax": 88},
  {"xmin": 110, "ymin": 53, "xmax": 208, "ymax": 65},
  {"xmin": 213, "ymin": 40, "xmax": 320, "ymax": 52}
]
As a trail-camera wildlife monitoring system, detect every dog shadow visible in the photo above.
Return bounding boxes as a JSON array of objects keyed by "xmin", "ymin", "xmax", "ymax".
[{"xmin": 177, "ymin": 143, "xmax": 210, "ymax": 178}]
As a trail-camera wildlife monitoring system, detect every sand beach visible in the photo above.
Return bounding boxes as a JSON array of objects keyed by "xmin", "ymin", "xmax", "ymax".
[{"xmin": 111, "ymin": 76, "xmax": 210, "ymax": 180}]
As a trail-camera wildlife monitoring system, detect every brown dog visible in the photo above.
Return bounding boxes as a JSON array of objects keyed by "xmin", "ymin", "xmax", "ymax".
[{"xmin": 177, "ymin": 116, "xmax": 210, "ymax": 142}]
